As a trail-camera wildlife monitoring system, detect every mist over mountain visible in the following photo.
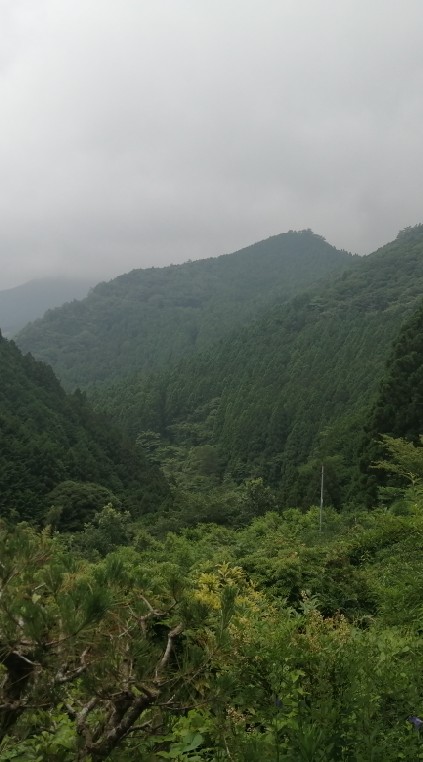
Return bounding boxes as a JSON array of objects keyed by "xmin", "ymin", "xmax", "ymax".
[
  {"xmin": 15, "ymin": 230, "xmax": 354, "ymax": 388},
  {"xmin": 0, "ymin": 276, "xmax": 95, "ymax": 337},
  {"xmin": 4, "ymin": 0, "xmax": 423, "ymax": 752},
  {"xmin": 94, "ymin": 225, "xmax": 423, "ymax": 508}
]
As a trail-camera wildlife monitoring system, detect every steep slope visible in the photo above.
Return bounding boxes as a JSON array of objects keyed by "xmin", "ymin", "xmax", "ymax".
[
  {"xmin": 366, "ymin": 298, "xmax": 423, "ymax": 442},
  {"xmin": 96, "ymin": 225, "xmax": 423, "ymax": 506},
  {"xmin": 0, "ymin": 276, "xmax": 95, "ymax": 337},
  {"xmin": 0, "ymin": 334, "xmax": 168, "ymax": 523},
  {"xmin": 16, "ymin": 231, "xmax": 354, "ymax": 388},
  {"xmin": 358, "ymin": 296, "xmax": 423, "ymax": 503}
]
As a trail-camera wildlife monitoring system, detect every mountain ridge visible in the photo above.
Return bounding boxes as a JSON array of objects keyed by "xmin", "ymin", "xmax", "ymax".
[
  {"xmin": 0, "ymin": 276, "xmax": 95, "ymax": 337},
  {"xmin": 15, "ymin": 230, "xmax": 355, "ymax": 388},
  {"xmin": 93, "ymin": 224, "xmax": 423, "ymax": 507}
]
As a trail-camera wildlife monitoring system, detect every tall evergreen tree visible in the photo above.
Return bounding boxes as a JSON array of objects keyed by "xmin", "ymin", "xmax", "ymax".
[
  {"xmin": 358, "ymin": 296, "xmax": 423, "ymax": 505},
  {"xmin": 0, "ymin": 334, "xmax": 168, "ymax": 523}
]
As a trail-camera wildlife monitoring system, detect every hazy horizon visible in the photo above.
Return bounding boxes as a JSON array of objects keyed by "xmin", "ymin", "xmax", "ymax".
[
  {"xmin": 1, "ymin": 222, "xmax": 419, "ymax": 291},
  {"xmin": 0, "ymin": 224, "xmax": 395, "ymax": 292},
  {"xmin": 1, "ymin": 1, "xmax": 423, "ymax": 289}
]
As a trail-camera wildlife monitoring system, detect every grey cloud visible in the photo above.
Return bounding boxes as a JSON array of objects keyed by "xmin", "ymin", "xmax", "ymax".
[{"xmin": 1, "ymin": 0, "xmax": 423, "ymax": 287}]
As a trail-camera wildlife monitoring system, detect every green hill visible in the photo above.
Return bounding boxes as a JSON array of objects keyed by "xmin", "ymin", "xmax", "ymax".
[
  {"xmin": 357, "ymin": 295, "xmax": 423, "ymax": 504},
  {"xmin": 0, "ymin": 276, "xmax": 95, "ymax": 337},
  {"xmin": 366, "ymin": 297, "xmax": 423, "ymax": 443},
  {"xmin": 95, "ymin": 225, "xmax": 423, "ymax": 507},
  {"xmin": 16, "ymin": 230, "xmax": 354, "ymax": 388},
  {"xmin": 0, "ymin": 334, "xmax": 168, "ymax": 524}
]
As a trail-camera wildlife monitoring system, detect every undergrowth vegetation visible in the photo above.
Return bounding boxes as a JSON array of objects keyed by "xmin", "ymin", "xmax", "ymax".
[{"xmin": 2, "ymin": 495, "xmax": 423, "ymax": 760}]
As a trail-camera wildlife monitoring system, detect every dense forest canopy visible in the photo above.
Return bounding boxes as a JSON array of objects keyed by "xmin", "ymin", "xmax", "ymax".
[
  {"xmin": 93, "ymin": 224, "xmax": 423, "ymax": 508},
  {"xmin": 0, "ymin": 334, "xmax": 168, "ymax": 524},
  {"xmin": 4, "ymin": 225, "xmax": 423, "ymax": 759},
  {"xmin": 15, "ymin": 230, "xmax": 354, "ymax": 388},
  {"xmin": 358, "ymin": 293, "xmax": 423, "ymax": 504}
]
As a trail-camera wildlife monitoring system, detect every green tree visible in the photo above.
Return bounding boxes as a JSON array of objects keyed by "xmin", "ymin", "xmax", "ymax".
[
  {"xmin": 0, "ymin": 522, "xmax": 239, "ymax": 760},
  {"xmin": 45, "ymin": 481, "xmax": 122, "ymax": 532}
]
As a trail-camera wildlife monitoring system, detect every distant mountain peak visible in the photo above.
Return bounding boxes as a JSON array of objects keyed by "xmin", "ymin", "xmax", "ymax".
[
  {"xmin": 0, "ymin": 275, "xmax": 97, "ymax": 337},
  {"xmin": 15, "ymin": 231, "xmax": 353, "ymax": 388}
]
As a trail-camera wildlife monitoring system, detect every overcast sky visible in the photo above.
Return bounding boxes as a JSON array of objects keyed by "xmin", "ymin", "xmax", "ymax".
[{"xmin": 1, "ymin": 0, "xmax": 423, "ymax": 288}]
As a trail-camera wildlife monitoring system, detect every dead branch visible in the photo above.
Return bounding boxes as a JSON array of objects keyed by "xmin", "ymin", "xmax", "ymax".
[{"xmin": 155, "ymin": 623, "xmax": 183, "ymax": 679}]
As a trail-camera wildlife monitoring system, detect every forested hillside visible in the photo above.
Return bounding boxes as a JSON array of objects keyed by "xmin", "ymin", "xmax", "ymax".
[
  {"xmin": 0, "ymin": 334, "xmax": 168, "ymax": 524},
  {"xmin": 358, "ymin": 296, "xmax": 423, "ymax": 504},
  {"xmin": 95, "ymin": 225, "xmax": 423, "ymax": 507},
  {"xmin": 4, "ymin": 228, "xmax": 423, "ymax": 760},
  {"xmin": 16, "ymin": 230, "xmax": 354, "ymax": 388},
  {"xmin": 366, "ymin": 297, "xmax": 423, "ymax": 443},
  {"xmin": 0, "ymin": 276, "xmax": 94, "ymax": 337}
]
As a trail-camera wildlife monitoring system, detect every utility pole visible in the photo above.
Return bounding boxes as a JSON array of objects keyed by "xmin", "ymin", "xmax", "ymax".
[{"xmin": 319, "ymin": 463, "xmax": 324, "ymax": 532}]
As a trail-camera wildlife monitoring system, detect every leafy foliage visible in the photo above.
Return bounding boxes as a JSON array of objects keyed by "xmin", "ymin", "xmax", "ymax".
[
  {"xmin": 0, "ymin": 335, "xmax": 168, "ymax": 522},
  {"xmin": 0, "ymin": 521, "xmax": 226, "ymax": 759},
  {"xmin": 96, "ymin": 225, "xmax": 423, "ymax": 506},
  {"xmin": 16, "ymin": 230, "xmax": 353, "ymax": 388},
  {"xmin": 359, "ymin": 295, "xmax": 423, "ymax": 503},
  {"xmin": 6, "ymin": 225, "xmax": 423, "ymax": 760},
  {"xmin": 3, "ymin": 507, "xmax": 423, "ymax": 759}
]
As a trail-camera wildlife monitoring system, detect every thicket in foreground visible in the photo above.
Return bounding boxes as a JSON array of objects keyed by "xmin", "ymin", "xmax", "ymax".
[{"xmin": 2, "ymin": 503, "xmax": 423, "ymax": 760}]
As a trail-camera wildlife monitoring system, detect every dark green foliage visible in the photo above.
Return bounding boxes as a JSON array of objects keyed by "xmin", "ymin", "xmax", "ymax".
[
  {"xmin": 368, "ymin": 297, "xmax": 423, "ymax": 441},
  {"xmin": 359, "ymin": 292, "xmax": 423, "ymax": 504},
  {"xmin": 16, "ymin": 230, "xmax": 354, "ymax": 388},
  {"xmin": 45, "ymin": 481, "xmax": 122, "ymax": 532},
  {"xmin": 0, "ymin": 335, "xmax": 168, "ymax": 523},
  {"xmin": 96, "ymin": 225, "xmax": 423, "ymax": 506},
  {"xmin": 5, "ymin": 228, "xmax": 423, "ymax": 759},
  {"xmin": 3, "ymin": 510, "xmax": 423, "ymax": 759},
  {"xmin": 76, "ymin": 505, "xmax": 134, "ymax": 557},
  {"xmin": 0, "ymin": 521, "xmax": 222, "ymax": 760}
]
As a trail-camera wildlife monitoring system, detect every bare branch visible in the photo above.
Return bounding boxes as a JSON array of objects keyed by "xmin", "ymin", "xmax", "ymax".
[
  {"xmin": 86, "ymin": 690, "xmax": 160, "ymax": 761},
  {"xmin": 155, "ymin": 623, "xmax": 183, "ymax": 679},
  {"xmin": 77, "ymin": 696, "xmax": 98, "ymax": 728},
  {"xmin": 139, "ymin": 594, "xmax": 156, "ymax": 613},
  {"xmin": 64, "ymin": 702, "xmax": 77, "ymax": 721},
  {"xmin": 54, "ymin": 648, "xmax": 90, "ymax": 684}
]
